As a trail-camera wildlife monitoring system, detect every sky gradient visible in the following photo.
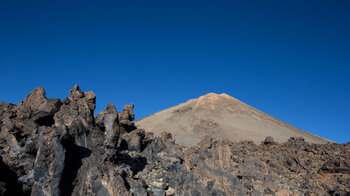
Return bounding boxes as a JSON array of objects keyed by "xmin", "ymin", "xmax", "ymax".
[{"xmin": 1, "ymin": 0, "xmax": 349, "ymax": 143}]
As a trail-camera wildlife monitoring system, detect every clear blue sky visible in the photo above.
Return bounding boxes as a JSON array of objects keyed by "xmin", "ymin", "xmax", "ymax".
[{"xmin": 1, "ymin": 0, "xmax": 349, "ymax": 143}]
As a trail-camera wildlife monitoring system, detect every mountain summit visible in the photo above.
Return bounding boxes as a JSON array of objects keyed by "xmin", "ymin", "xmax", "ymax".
[{"xmin": 136, "ymin": 93, "xmax": 330, "ymax": 146}]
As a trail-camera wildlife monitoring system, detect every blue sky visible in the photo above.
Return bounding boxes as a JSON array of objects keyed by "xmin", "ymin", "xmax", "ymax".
[{"xmin": 0, "ymin": 0, "xmax": 349, "ymax": 143}]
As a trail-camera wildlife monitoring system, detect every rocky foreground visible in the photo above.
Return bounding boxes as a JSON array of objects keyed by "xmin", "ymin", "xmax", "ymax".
[{"xmin": 0, "ymin": 86, "xmax": 349, "ymax": 196}]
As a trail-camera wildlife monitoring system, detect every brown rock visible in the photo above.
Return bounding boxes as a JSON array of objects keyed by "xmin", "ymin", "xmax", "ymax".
[
  {"xmin": 0, "ymin": 86, "xmax": 349, "ymax": 196},
  {"xmin": 276, "ymin": 190, "xmax": 291, "ymax": 196},
  {"xmin": 165, "ymin": 187, "xmax": 175, "ymax": 196}
]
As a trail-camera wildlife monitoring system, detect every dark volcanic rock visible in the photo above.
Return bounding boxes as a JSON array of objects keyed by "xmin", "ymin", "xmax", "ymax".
[
  {"xmin": 0, "ymin": 86, "xmax": 349, "ymax": 196},
  {"xmin": 120, "ymin": 129, "xmax": 146, "ymax": 152},
  {"xmin": 119, "ymin": 104, "xmax": 137, "ymax": 133},
  {"xmin": 17, "ymin": 87, "xmax": 61, "ymax": 122}
]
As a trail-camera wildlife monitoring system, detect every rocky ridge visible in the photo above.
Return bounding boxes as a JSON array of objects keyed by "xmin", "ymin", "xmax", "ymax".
[{"xmin": 0, "ymin": 86, "xmax": 349, "ymax": 196}]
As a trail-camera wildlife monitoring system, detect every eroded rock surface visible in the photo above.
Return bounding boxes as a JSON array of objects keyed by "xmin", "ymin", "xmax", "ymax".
[{"xmin": 0, "ymin": 86, "xmax": 349, "ymax": 196}]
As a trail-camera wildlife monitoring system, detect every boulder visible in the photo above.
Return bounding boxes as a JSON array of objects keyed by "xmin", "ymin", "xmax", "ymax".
[{"xmin": 120, "ymin": 129, "xmax": 146, "ymax": 152}]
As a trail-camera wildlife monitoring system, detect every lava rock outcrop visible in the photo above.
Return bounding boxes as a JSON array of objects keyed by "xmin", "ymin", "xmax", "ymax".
[{"xmin": 0, "ymin": 86, "xmax": 349, "ymax": 196}]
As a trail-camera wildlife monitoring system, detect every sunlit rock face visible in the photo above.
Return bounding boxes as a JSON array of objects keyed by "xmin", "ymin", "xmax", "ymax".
[
  {"xmin": 136, "ymin": 92, "xmax": 331, "ymax": 146},
  {"xmin": 0, "ymin": 86, "xmax": 349, "ymax": 196}
]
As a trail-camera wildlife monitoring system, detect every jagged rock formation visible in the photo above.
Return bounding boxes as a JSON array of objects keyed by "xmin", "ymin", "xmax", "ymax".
[
  {"xmin": 0, "ymin": 86, "xmax": 349, "ymax": 196},
  {"xmin": 136, "ymin": 93, "xmax": 331, "ymax": 146}
]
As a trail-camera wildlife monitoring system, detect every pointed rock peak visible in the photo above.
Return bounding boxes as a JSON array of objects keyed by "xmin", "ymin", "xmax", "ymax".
[
  {"xmin": 21, "ymin": 87, "xmax": 47, "ymax": 104},
  {"xmin": 17, "ymin": 87, "xmax": 62, "ymax": 121},
  {"xmin": 121, "ymin": 104, "xmax": 135, "ymax": 121},
  {"xmin": 69, "ymin": 85, "xmax": 84, "ymax": 100},
  {"xmin": 73, "ymin": 84, "xmax": 80, "ymax": 91},
  {"xmin": 84, "ymin": 91, "xmax": 96, "ymax": 110},
  {"xmin": 123, "ymin": 104, "xmax": 134, "ymax": 110},
  {"xmin": 97, "ymin": 103, "xmax": 118, "ymax": 116},
  {"xmin": 20, "ymin": 87, "xmax": 47, "ymax": 108},
  {"xmin": 67, "ymin": 85, "xmax": 96, "ymax": 111},
  {"xmin": 105, "ymin": 103, "xmax": 117, "ymax": 114},
  {"xmin": 29, "ymin": 87, "xmax": 46, "ymax": 97},
  {"xmin": 119, "ymin": 104, "xmax": 136, "ymax": 131}
]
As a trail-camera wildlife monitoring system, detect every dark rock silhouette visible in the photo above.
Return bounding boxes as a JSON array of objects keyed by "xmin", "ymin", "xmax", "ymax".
[{"xmin": 0, "ymin": 86, "xmax": 349, "ymax": 196}]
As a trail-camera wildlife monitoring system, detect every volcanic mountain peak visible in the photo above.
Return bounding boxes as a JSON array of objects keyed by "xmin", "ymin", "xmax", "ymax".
[
  {"xmin": 197, "ymin": 92, "xmax": 230, "ymax": 99},
  {"xmin": 136, "ymin": 93, "xmax": 331, "ymax": 146},
  {"xmin": 193, "ymin": 92, "xmax": 233, "ymax": 106},
  {"xmin": 180, "ymin": 93, "xmax": 243, "ymax": 113},
  {"xmin": 194, "ymin": 92, "xmax": 236, "ymax": 102}
]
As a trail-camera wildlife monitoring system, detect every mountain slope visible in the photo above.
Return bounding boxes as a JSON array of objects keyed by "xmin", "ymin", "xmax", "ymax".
[
  {"xmin": 136, "ymin": 93, "xmax": 331, "ymax": 146},
  {"xmin": 1, "ymin": 86, "xmax": 348, "ymax": 196}
]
